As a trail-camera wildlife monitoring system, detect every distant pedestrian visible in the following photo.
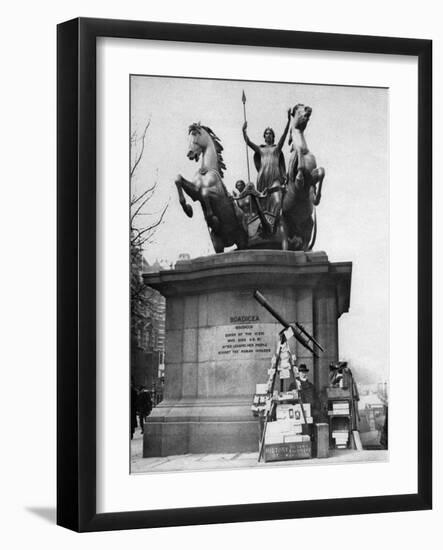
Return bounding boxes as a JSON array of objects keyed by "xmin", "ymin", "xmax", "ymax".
[
  {"xmin": 131, "ymin": 379, "xmax": 138, "ymax": 440},
  {"xmin": 136, "ymin": 386, "xmax": 153, "ymax": 434},
  {"xmin": 378, "ymin": 392, "xmax": 388, "ymax": 449}
]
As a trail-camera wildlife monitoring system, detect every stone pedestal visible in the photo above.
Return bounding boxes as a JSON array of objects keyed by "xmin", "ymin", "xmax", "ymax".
[{"xmin": 142, "ymin": 250, "xmax": 351, "ymax": 457}]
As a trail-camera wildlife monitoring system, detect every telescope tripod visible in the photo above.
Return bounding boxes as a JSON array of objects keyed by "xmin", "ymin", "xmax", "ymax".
[{"xmin": 258, "ymin": 332, "xmax": 309, "ymax": 462}]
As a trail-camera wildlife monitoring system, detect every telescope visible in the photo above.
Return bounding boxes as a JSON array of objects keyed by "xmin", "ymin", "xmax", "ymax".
[{"xmin": 253, "ymin": 290, "xmax": 325, "ymax": 357}]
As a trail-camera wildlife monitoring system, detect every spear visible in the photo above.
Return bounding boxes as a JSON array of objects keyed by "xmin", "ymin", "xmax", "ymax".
[{"xmin": 242, "ymin": 90, "xmax": 251, "ymax": 184}]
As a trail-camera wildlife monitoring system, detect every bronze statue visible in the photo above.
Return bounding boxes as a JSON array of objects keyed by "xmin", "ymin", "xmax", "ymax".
[
  {"xmin": 242, "ymin": 110, "xmax": 291, "ymax": 224},
  {"xmin": 233, "ymin": 180, "xmax": 252, "ymax": 214},
  {"xmin": 174, "ymin": 100, "xmax": 326, "ymax": 254},
  {"xmin": 175, "ymin": 123, "xmax": 248, "ymax": 253},
  {"xmin": 282, "ymin": 104, "xmax": 325, "ymax": 250},
  {"xmin": 233, "ymin": 180, "xmax": 274, "ymax": 236}
]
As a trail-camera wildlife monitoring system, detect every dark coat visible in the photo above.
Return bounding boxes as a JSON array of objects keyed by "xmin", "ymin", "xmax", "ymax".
[
  {"xmin": 289, "ymin": 378, "xmax": 318, "ymax": 417},
  {"xmin": 131, "ymin": 387, "xmax": 138, "ymax": 431},
  {"xmin": 298, "ymin": 379, "xmax": 316, "ymax": 405},
  {"xmin": 136, "ymin": 390, "xmax": 152, "ymax": 416}
]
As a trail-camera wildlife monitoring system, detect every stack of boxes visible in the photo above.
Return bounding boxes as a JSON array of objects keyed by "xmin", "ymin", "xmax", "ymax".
[
  {"xmin": 261, "ymin": 392, "xmax": 314, "ymax": 461},
  {"xmin": 332, "ymin": 429, "xmax": 349, "ymax": 449},
  {"xmin": 327, "ymin": 363, "xmax": 362, "ymax": 452},
  {"xmin": 332, "ymin": 401, "xmax": 350, "ymax": 415},
  {"xmin": 252, "ymin": 338, "xmax": 319, "ymax": 462},
  {"xmin": 328, "ymin": 399, "xmax": 352, "ymax": 449},
  {"xmin": 250, "ymin": 383, "xmax": 269, "ymax": 416},
  {"xmin": 266, "ymin": 398, "xmax": 313, "ymax": 445}
]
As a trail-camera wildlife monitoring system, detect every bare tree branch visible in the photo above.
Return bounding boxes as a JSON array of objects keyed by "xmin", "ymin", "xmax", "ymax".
[
  {"xmin": 130, "ymin": 119, "xmax": 151, "ymax": 178},
  {"xmin": 130, "ymin": 186, "xmax": 157, "ymax": 223},
  {"xmin": 130, "ymin": 118, "xmax": 169, "ymax": 356},
  {"xmin": 131, "ymin": 183, "xmax": 157, "ymax": 208},
  {"xmin": 131, "ymin": 203, "xmax": 169, "ymax": 247}
]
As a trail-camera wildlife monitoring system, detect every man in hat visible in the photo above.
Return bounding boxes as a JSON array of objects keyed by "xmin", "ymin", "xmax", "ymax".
[{"xmin": 290, "ymin": 364, "xmax": 318, "ymax": 418}]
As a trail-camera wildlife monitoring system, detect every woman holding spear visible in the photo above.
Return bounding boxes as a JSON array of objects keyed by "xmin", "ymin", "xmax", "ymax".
[{"xmin": 241, "ymin": 91, "xmax": 291, "ymax": 223}]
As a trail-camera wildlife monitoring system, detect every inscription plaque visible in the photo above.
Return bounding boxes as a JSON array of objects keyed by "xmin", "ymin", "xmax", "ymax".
[{"xmin": 217, "ymin": 315, "xmax": 272, "ymax": 357}]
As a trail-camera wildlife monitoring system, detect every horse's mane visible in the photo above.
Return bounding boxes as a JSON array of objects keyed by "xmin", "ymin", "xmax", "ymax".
[{"xmin": 189, "ymin": 123, "xmax": 227, "ymax": 179}]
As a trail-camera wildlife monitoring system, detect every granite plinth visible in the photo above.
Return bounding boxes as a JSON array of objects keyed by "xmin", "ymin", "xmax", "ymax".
[{"xmin": 142, "ymin": 250, "xmax": 352, "ymax": 457}]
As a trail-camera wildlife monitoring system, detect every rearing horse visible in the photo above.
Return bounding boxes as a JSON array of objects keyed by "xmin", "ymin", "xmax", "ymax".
[
  {"xmin": 175, "ymin": 123, "xmax": 248, "ymax": 253},
  {"xmin": 282, "ymin": 104, "xmax": 325, "ymax": 250}
]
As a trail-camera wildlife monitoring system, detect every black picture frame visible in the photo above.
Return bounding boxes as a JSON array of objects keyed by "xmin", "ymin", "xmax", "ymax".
[{"xmin": 57, "ymin": 17, "xmax": 432, "ymax": 532}]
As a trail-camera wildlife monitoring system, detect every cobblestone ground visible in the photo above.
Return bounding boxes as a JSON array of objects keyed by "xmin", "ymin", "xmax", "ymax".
[{"xmin": 130, "ymin": 428, "xmax": 388, "ymax": 474}]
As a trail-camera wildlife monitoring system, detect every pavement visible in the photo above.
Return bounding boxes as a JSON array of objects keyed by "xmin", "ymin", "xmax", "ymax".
[{"xmin": 130, "ymin": 430, "xmax": 388, "ymax": 474}]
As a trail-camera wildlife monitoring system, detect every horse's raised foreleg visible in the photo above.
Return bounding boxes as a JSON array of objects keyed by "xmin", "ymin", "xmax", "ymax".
[
  {"xmin": 175, "ymin": 175, "xmax": 196, "ymax": 217},
  {"xmin": 311, "ymin": 167, "xmax": 325, "ymax": 206}
]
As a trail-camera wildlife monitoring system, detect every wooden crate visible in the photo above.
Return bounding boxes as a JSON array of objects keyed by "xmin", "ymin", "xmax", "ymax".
[
  {"xmin": 326, "ymin": 387, "xmax": 351, "ymax": 399},
  {"xmin": 314, "ymin": 423, "xmax": 329, "ymax": 458},
  {"xmin": 264, "ymin": 441, "xmax": 312, "ymax": 462}
]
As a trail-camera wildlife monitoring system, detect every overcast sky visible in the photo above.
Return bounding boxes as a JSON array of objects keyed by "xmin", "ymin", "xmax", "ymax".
[{"xmin": 130, "ymin": 75, "xmax": 389, "ymax": 383}]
